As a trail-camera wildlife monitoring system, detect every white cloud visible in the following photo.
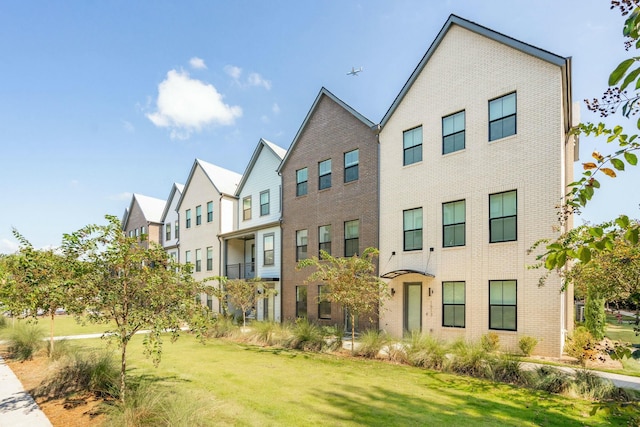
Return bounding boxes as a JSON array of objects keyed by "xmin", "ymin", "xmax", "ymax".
[
  {"xmin": 146, "ymin": 69, "xmax": 242, "ymax": 139},
  {"xmin": 189, "ymin": 57, "xmax": 207, "ymax": 70},
  {"xmin": 0, "ymin": 238, "xmax": 18, "ymax": 254},
  {"xmin": 272, "ymin": 103, "xmax": 280, "ymax": 115},
  {"xmin": 224, "ymin": 65, "xmax": 242, "ymax": 80},
  {"xmin": 109, "ymin": 192, "xmax": 133, "ymax": 201},
  {"xmin": 247, "ymin": 72, "xmax": 271, "ymax": 90}
]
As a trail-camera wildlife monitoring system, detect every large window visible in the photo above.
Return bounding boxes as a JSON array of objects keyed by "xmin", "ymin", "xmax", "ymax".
[
  {"xmin": 344, "ymin": 149, "xmax": 359, "ymax": 183},
  {"xmin": 260, "ymin": 191, "xmax": 270, "ymax": 216},
  {"xmin": 206, "ymin": 246, "xmax": 213, "ymax": 271},
  {"xmin": 207, "ymin": 201, "xmax": 213, "ymax": 222},
  {"xmin": 319, "ymin": 159, "xmax": 332, "ymax": 190},
  {"xmin": 296, "ymin": 168, "xmax": 308, "ymax": 196},
  {"xmin": 165, "ymin": 223, "xmax": 171, "ymax": 242},
  {"xmin": 318, "ymin": 285, "xmax": 331, "ymax": 319},
  {"xmin": 443, "ymin": 281, "xmax": 465, "ymax": 328},
  {"xmin": 196, "ymin": 205, "xmax": 202, "ymax": 226},
  {"xmin": 443, "ymin": 200, "xmax": 465, "ymax": 247},
  {"xmin": 489, "ymin": 280, "xmax": 517, "ymax": 331},
  {"xmin": 489, "ymin": 93, "xmax": 516, "ymax": 141},
  {"xmin": 489, "ymin": 190, "xmax": 517, "ymax": 243},
  {"xmin": 185, "ymin": 250, "xmax": 191, "ymax": 265},
  {"xmin": 319, "ymin": 225, "xmax": 331, "ymax": 255},
  {"xmin": 344, "ymin": 220, "xmax": 359, "ymax": 257},
  {"xmin": 243, "ymin": 196, "xmax": 252, "ymax": 221},
  {"xmin": 403, "ymin": 126, "xmax": 423, "ymax": 166},
  {"xmin": 442, "ymin": 111, "xmax": 465, "ymax": 154},
  {"xmin": 185, "ymin": 209, "xmax": 191, "ymax": 229},
  {"xmin": 296, "ymin": 229, "xmax": 308, "ymax": 261},
  {"xmin": 403, "ymin": 208, "xmax": 423, "ymax": 251},
  {"xmin": 195, "ymin": 249, "xmax": 202, "ymax": 272},
  {"xmin": 263, "ymin": 234, "xmax": 274, "ymax": 266},
  {"xmin": 296, "ymin": 286, "xmax": 308, "ymax": 318}
]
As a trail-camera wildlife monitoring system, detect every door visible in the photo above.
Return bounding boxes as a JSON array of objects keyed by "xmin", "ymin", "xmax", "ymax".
[{"xmin": 404, "ymin": 282, "xmax": 422, "ymax": 334}]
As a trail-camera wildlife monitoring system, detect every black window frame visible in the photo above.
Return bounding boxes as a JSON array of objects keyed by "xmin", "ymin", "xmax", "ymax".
[
  {"xmin": 185, "ymin": 209, "xmax": 191, "ymax": 229},
  {"xmin": 263, "ymin": 233, "xmax": 274, "ymax": 266},
  {"xmin": 296, "ymin": 168, "xmax": 308, "ymax": 197},
  {"xmin": 318, "ymin": 285, "xmax": 331, "ymax": 320},
  {"xmin": 489, "ymin": 92, "xmax": 517, "ymax": 141},
  {"xmin": 165, "ymin": 223, "xmax": 171, "ymax": 242},
  {"xmin": 318, "ymin": 159, "xmax": 332, "ymax": 190},
  {"xmin": 344, "ymin": 149, "xmax": 359, "ymax": 183},
  {"xmin": 442, "ymin": 281, "xmax": 465, "ymax": 328},
  {"xmin": 443, "ymin": 200, "xmax": 466, "ymax": 247},
  {"xmin": 319, "ymin": 225, "xmax": 331, "ymax": 255},
  {"xmin": 442, "ymin": 110, "xmax": 465, "ymax": 154},
  {"xmin": 243, "ymin": 196, "xmax": 252, "ymax": 221},
  {"xmin": 260, "ymin": 190, "xmax": 270, "ymax": 216},
  {"xmin": 206, "ymin": 246, "xmax": 213, "ymax": 271},
  {"xmin": 296, "ymin": 229, "xmax": 308, "ymax": 261},
  {"xmin": 196, "ymin": 205, "xmax": 202, "ymax": 226},
  {"xmin": 403, "ymin": 208, "xmax": 423, "ymax": 251},
  {"xmin": 489, "ymin": 280, "xmax": 517, "ymax": 331},
  {"xmin": 207, "ymin": 201, "xmax": 213, "ymax": 222},
  {"xmin": 344, "ymin": 220, "xmax": 359, "ymax": 257},
  {"xmin": 489, "ymin": 190, "xmax": 517, "ymax": 243},
  {"xmin": 403, "ymin": 126, "xmax": 423, "ymax": 166},
  {"xmin": 296, "ymin": 286, "xmax": 308, "ymax": 318},
  {"xmin": 195, "ymin": 248, "xmax": 202, "ymax": 272}
]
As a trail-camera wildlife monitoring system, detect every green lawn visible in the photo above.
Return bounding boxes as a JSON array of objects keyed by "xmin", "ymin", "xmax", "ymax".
[
  {"xmin": 73, "ymin": 334, "xmax": 636, "ymax": 426},
  {"xmin": 605, "ymin": 313, "xmax": 640, "ymax": 375},
  {"xmin": 1, "ymin": 315, "xmax": 115, "ymax": 337}
]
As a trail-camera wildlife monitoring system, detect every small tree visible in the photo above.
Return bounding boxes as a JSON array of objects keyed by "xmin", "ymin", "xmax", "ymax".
[
  {"xmin": 63, "ymin": 215, "xmax": 208, "ymax": 402},
  {"xmin": 584, "ymin": 286, "xmax": 606, "ymax": 340},
  {"xmin": 297, "ymin": 247, "xmax": 389, "ymax": 353},
  {"xmin": 215, "ymin": 277, "xmax": 273, "ymax": 328}
]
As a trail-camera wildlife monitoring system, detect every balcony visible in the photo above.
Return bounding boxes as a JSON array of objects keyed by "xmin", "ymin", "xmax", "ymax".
[{"xmin": 225, "ymin": 262, "xmax": 256, "ymax": 279}]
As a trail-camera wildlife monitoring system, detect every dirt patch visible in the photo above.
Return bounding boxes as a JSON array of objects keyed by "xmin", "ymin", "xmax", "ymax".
[{"xmin": 2, "ymin": 351, "xmax": 107, "ymax": 427}]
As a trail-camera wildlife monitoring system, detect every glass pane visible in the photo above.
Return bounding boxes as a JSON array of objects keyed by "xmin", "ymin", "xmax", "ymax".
[
  {"xmin": 406, "ymin": 284, "xmax": 421, "ymax": 332},
  {"xmin": 489, "ymin": 98, "xmax": 502, "ymax": 121},
  {"xmin": 490, "ymin": 306, "xmax": 502, "ymax": 329},
  {"xmin": 443, "ymin": 283, "xmax": 454, "ymax": 303},
  {"xmin": 454, "ymin": 282, "xmax": 465, "ymax": 304},
  {"xmin": 319, "ymin": 225, "xmax": 331, "ymax": 243},
  {"xmin": 454, "ymin": 132, "xmax": 465, "ymax": 151},
  {"xmin": 297, "ymin": 168, "xmax": 307, "ymax": 182},
  {"xmin": 297, "ymin": 230, "xmax": 307, "ymax": 245},
  {"xmin": 443, "ymin": 203, "xmax": 454, "ymax": 225},
  {"xmin": 454, "ymin": 306, "xmax": 465, "ymax": 327},
  {"xmin": 490, "ymin": 120, "xmax": 502, "ymax": 141},
  {"xmin": 319, "ymin": 159, "xmax": 331, "ymax": 175},
  {"xmin": 345, "ymin": 150, "xmax": 358, "ymax": 167},
  {"xmin": 442, "ymin": 115, "xmax": 454, "ymax": 135},
  {"xmin": 454, "ymin": 201, "xmax": 465, "ymax": 222},
  {"xmin": 503, "ymin": 217, "xmax": 516, "ymax": 241},
  {"xmin": 453, "ymin": 111, "xmax": 465, "ymax": 132},
  {"xmin": 345, "ymin": 220, "xmax": 359, "ymax": 238},
  {"xmin": 443, "ymin": 306, "xmax": 453, "ymax": 326},
  {"xmin": 404, "ymin": 127, "xmax": 422, "ymax": 149},
  {"xmin": 490, "ymin": 282, "xmax": 503, "ymax": 304},
  {"xmin": 503, "ymin": 115, "xmax": 516, "ymax": 137},
  {"xmin": 264, "ymin": 235, "xmax": 274, "ymax": 251},
  {"xmin": 489, "ymin": 194, "xmax": 502, "ymax": 218},
  {"xmin": 503, "ymin": 307, "xmax": 516, "ymax": 330},
  {"xmin": 261, "ymin": 192, "xmax": 269, "ymax": 204},
  {"xmin": 345, "ymin": 165, "xmax": 358, "ymax": 182},
  {"xmin": 490, "ymin": 218, "xmax": 503, "ymax": 242},
  {"xmin": 454, "ymin": 224, "xmax": 465, "ymax": 246},
  {"xmin": 503, "ymin": 93, "xmax": 516, "ymax": 115},
  {"xmin": 503, "ymin": 281, "xmax": 517, "ymax": 304},
  {"xmin": 503, "ymin": 191, "xmax": 517, "ymax": 215},
  {"xmin": 443, "ymin": 135, "xmax": 454, "ymax": 154}
]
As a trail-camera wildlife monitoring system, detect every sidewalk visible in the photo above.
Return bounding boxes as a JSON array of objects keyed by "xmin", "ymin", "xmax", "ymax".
[{"xmin": 0, "ymin": 355, "xmax": 51, "ymax": 427}]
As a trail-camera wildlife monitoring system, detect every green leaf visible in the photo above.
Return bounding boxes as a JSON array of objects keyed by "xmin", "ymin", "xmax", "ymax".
[
  {"xmin": 556, "ymin": 251, "xmax": 566, "ymax": 269},
  {"xmin": 545, "ymin": 252, "xmax": 556, "ymax": 270},
  {"xmin": 591, "ymin": 179, "xmax": 600, "ymax": 189},
  {"xmin": 616, "ymin": 215, "xmax": 630, "ymax": 228},
  {"xmin": 577, "ymin": 247, "xmax": 591, "ymax": 264},
  {"xmin": 588, "ymin": 227, "xmax": 604, "ymax": 238},
  {"xmin": 625, "ymin": 227, "xmax": 639, "ymax": 245},
  {"xmin": 611, "ymin": 158, "xmax": 626, "ymax": 171},
  {"xmin": 610, "ymin": 58, "xmax": 636, "ymax": 86},
  {"xmin": 624, "ymin": 151, "xmax": 638, "ymax": 165}
]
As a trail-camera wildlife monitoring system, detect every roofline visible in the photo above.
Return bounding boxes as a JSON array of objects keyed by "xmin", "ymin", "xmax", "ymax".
[
  {"xmin": 160, "ymin": 183, "xmax": 184, "ymax": 223},
  {"xmin": 235, "ymin": 138, "xmax": 285, "ymax": 196},
  {"xmin": 277, "ymin": 87, "xmax": 375, "ymax": 173},
  {"xmin": 380, "ymin": 14, "xmax": 570, "ymax": 127},
  {"xmin": 176, "ymin": 159, "xmax": 239, "ymax": 211},
  {"xmin": 218, "ymin": 220, "xmax": 281, "ymax": 239}
]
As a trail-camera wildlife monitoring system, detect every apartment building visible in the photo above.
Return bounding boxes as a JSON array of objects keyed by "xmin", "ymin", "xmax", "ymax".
[
  {"xmin": 161, "ymin": 183, "xmax": 184, "ymax": 261},
  {"xmin": 121, "ymin": 193, "xmax": 166, "ymax": 248}
]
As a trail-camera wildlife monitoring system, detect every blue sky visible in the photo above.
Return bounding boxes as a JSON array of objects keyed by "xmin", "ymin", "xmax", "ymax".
[{"xmin": 0, "ymin": 0, "xmax": 637, "ymax": 252}]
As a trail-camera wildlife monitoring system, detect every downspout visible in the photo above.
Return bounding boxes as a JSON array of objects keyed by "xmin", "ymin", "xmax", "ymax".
[
  {"xmin": 217, "ymin": 193, "xmax": 224, "ymax": 314},
  {"xmin": 278, "ymin": 173, "xmax": 284, "ymax": 324}
]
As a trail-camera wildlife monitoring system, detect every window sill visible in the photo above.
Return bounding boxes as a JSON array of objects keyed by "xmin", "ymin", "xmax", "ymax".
[
  {"xmin": 489, "ymin": 134, "xmax": 517, "ymax": 145},
  {"xmin": 488, "ymin": 240, "xmax": 517, "ymax": 245},
  {"xmin": 442, "ymin": 245, "xmax": 465, "ymax": 250},
  {"xmin": 402, "ymin": 161, "xmax": 423, "ymax": 169},
  {"xmin": 442, "ymin": 148, "xmax": 465, "ymax": 158}
]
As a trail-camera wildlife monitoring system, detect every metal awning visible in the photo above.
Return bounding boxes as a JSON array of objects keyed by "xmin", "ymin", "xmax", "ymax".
[{"xmin": 380, "ymin": 269, "xmax": 435, "ymax": 279}]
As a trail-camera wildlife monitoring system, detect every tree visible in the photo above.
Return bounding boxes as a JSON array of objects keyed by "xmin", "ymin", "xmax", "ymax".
[
  {"xmin": 62, "ymin": 215, "xmax": 208, "ymax": 402},
  {"xmin": 538, "ymin": 1, "xmax": 640, "ymax": 272},
  {"xmin": 213, "ymin": 277, "xmax": 274, "ymax": 328},
  {"xmin": 297, "ymin": 247, "xmax": 389, "ymax": 353}
]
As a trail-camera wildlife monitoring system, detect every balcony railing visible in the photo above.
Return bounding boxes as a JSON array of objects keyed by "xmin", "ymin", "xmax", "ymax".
[{"xmin": 225, "ymin": 262, "xmax": 256, "ymax": 279}]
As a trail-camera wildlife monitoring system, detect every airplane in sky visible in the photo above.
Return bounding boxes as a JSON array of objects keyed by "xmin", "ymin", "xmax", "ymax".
[{"xmin": 347, "ymin": 67, "xmax": 363, "ymax": 76}]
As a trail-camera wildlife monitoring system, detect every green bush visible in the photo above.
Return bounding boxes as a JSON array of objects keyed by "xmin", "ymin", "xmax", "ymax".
[
  {"xmin": 532, "ymin": 366, "xmax": 572, "ymax": 394},
  {"xmin": 356, "ymin": 329, "xmax": 390, "ymax": 358},
  {"xmin": 585, "ymin": 289, "xmax": 606, "ymax": 341},
  {"xmin": 249, "ymin": 321, "xmax": 284, "ymax": 346},
  {"xmin": 47, "ymin": 339, "xmax": 75, "ymax": 361},
  {"xmin": 489, "ymin": 355, "xmax": 530, "ymax": 386},
  {"xmin": 6, "ymin": 322, "xmax": 45, "ymax": 361},
  {"xmin": 571, "ymin": 369, "xmax": 617, "ymax": 401},
  {"xmin": 284, "ymin": 318, "xmax": 326, "ymax": 351},
  {"xmin": 518, "ymin": 336, "xmax": 538, "ymax": 356},
  {"xmin": 404, "ymin": 332, "xmax": 447, "ymax": 370},
  {"xmin": 448, "ymin": 341, "xmax": 492, "ymax": 378},
  {"xmin": 480, "ymin": 332, "xmax": 500, "ymax": 353},
  {"xmin": 0, "ymin": 315, "xmax": 7, "ymax": 329},
  {"xmin": 206, "ymin": 315, "xmax": 239, "ymax": 339},
  {"xmin": 565, "ymin": 326, "xmax": 598, "ymax": 366}
]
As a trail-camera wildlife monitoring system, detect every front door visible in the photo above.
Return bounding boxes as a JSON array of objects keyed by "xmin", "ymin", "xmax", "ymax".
[{"xmin": 404, "ymin": 282, "xmax": 422, "ymax": 334}]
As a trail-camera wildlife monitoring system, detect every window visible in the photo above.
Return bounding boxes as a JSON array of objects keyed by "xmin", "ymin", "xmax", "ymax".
[
  {"xmin": 195, "ymin": 249, "xmax": 202, "ymax": 272},
  {"xmin": 207, "ymin": 201, "xmax": 213, "ymax": 222},
  {"xmin": 442, "ymin": 111, "xmax": 465, "ymax": 154},
  {"xmin": 129, "ymin": 230, "xmax": 134, "ymax": 238},
  {"xmin": 443, "ymin": 200, "xmax": 465, "ymax": 247},
  {"xmin": 489, "ymin": 280, "xmax": 517, "ymax": 331},
  {"xmin": 489, "ymin": 93, "xmax": 516, "ymax": 141},
  {"xmin": 403, "ymin": 208, "xmax": 423, "ymax": 251},
  {"xmin": 206, "ymin": 247, "xmax": 213, "ymax": 271},
  {"xmin": 296, "ymin": 168, "xmax": 308, "ymax": 196},
  {"xmin": 135, "ymin": 228, "xmax": 139, "ymax": 237},
  {"xmin": 243, "ymin": 196, "xmax": 252, "ymax": 221},
  {"xmin": 296, "ymin": 230, "xmax": 308, "ymax": 261},
  {"xmin": 165, "ymin": 223, "xmax": 171, "ymax": 242},
  {"xmin": 344, "ymin": 220, "xmax": 359, "ymax": 257},
  {"xmin": 443, "ymin": 281, "xmax": 465, "ymax": 328},
  {"xmin": 263, "ymin": 234, "xmax": 274, "ymax": 265},
  {"xmin": 296, "ymin": 286, "xmax": 308, "ymax": 318},
  {"xmin": 196, "ymin": 205, "xmax": 202, "ymax": 225},
  {"xmin": 318, "ymin": 285, "xmax": 331, "ymax": 319},
  {"xmin": 174, "ymin": 220, "xmax": 179, "ymax": 239},
  {"xmin": 489, "ymin": 190, "xmax": 517, "ymax": 243},
  {"xmin": 403, "ymin": 126, "xmax": 422, "ymax": 165},
  {"xmin": 185, "ymin": 250, "xmax": 191, "ymax": 265},
  {"xmin": 344, "ymin": 149, "xmax": 359, "ymax": 183},
  {"xmin": 185, "ymin": 209, "xmax": 191, "ymax": 228},
  {"xmin": 141, "ymin": 226, "xmax": 146, "ymax": 236},
  {"xmin": 319, "ymin": 225, "xmax": 331, "ymax": 255},
  {"xmin": 319, "ymin": 159, "xmax": 332, "ymax": 190},
  {"xmin": 260, "ymin": 191, "xmax": 270, "ymax": 216}
]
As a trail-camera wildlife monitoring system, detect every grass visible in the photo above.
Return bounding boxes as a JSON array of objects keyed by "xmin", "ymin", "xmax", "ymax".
[
  {"xmin": 72, "ymin": 334, "xmax": 638, "ymax": 426},
  {"xmin": 1, "ymin": 315, "xmax": 118, "ymax": 338}
]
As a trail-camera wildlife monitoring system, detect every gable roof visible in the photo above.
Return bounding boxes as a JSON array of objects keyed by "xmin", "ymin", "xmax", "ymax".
[
  {"xmin": 122, "ymin": 193, "xmax": 167, "ymax": 229},
  {"xmin": 277, "ymin": 87, "xmax": 375, "ymax": 173},
  {"xmin": 160, "ymin": 182, "xmax": 185, "ymax": 222},
  {"xmin": 380, "ymin": 14, "xmax": 572, "ymax": 129},
  {"xmin": 176, "ymin": 159, "xmax": 242, "ymax": 210},
  {"xmin": 236, "ymin": 138, "xmax": 287, "ymax": 195}
]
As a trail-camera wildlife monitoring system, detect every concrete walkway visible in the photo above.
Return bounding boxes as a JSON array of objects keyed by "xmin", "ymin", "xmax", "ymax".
[{"xmin": 0, "ymin": 355, "xmax": 52, "ymax": 427}]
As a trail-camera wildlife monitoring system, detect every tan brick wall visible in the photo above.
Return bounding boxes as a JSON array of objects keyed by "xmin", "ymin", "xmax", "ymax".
[
  {"xmin": 281, "ymin": 94, "xmax": 379, "ymax": 329},
  {"xmin": 378, "ymin": 25, "xmax": 572, "ymax": 357}
]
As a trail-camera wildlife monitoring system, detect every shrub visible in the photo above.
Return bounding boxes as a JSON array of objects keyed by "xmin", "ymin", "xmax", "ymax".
[
  {"xmin": 6, "ymin": 322, "xmax": 45, "ymax": 361},
  {"xmin": 532, "ymin": 366, "xmax": 571, "ymax": 394},
  {"xmin": 480, "ymin": 332, "xmax": 500, "ymax": 353},
  {"xmin": 356, "ymin": 329, "xmax": 390, "ymax": 358},
  {"xmin": 206, "ymin": 315, "xmax": 238, "ymax": 339},
  {"xmin": 0, "ymin": 315, "xmax": 7, "ymax": 329},
  {"xmin": 448, "ymin": 340, "xmax": 492, "ymax": 378},
  {"xmin": 404, "ymin": 332, "xmax": 447, "ymax": 370},
  {"xmin": 47, "ymin": 339, "xmax": 75, "ymax": 361},
  {"xmin": 249, "ymin": 321, "xmax": 284, "ymax": 346},
  {"xmin": 518, "ymin": 336, "xmax": 538, "ymax": 357},
  {"xmin": 489, "ymin": 355, "xmax": 530, "ymax": 386},
  {"xmin": 564, "ymin": 326, "xmax": 598, "ymax": 366},
  {"xmin": 571, "ymin": 369, "xmax": 617, "ymax": 401},
  {"xmin": 322, "ymin": 324, "xmax": 343, "ymax": 351},
  {"xmin": 284, "ymin": 318, "xmax": 326, "ymax": 351},
  {"xmin": 584, "ymin": 288, "xmax": 606, "ymax": 340}
]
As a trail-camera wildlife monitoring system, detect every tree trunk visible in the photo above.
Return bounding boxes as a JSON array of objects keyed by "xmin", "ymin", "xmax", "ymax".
[
  {"xmin": 120, "ymin": 340, "xmax": 128, "ymax": 403},
  {"xmin": 351, "ymin": 313, "xmax": 356, "ymax": 355},
  {"xmin": 49, "ymin": 312, "xmax": 55, "ymax": 358}
]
